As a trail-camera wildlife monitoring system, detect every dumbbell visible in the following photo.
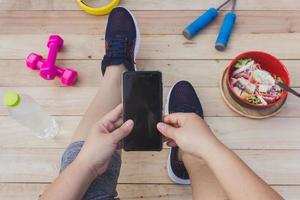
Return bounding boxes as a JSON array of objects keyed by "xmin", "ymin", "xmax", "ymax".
[
  {"xmin": 26, "ymin": 34, "xmax": 78, "ymax": 86},
  {"xmin": 39, "ymin": 35, "xmax": 64, "ymax": 80},
  {"xmin": 26, "ymin": 53, "xmax": 78, "ymax": 86}
]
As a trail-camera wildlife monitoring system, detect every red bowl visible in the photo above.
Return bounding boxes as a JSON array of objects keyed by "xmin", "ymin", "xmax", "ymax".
[{"xmin": 226, "ymin": 51, "xmax": 290, "ymax": 109}]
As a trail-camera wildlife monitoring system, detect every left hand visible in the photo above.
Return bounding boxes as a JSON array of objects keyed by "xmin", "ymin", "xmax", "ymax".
[
  {"xmin": 157, "ymin": 113, "xmax": 219, "ymax": 159},
  {"xmin": 75, "ymin": 104, "xmax": 134, "ymax": 177}
]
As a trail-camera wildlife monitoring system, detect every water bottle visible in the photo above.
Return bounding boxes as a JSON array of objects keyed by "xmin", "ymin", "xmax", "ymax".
[{"xmin": 3, "ymin": 92, "xmax": 59, "ymax": 138}]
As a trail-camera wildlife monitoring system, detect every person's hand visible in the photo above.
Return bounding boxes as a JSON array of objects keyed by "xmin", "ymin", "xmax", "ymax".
[
  {"xmin": 75, "ymin": 104, "xmax": 133, "ymax": 177},
  {"xmin": 157, "ymin": 113, "xmax": 221, "ymax": 158}
]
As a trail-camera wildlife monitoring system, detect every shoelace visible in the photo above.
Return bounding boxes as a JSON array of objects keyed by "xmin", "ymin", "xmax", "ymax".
[{"xmin": 107, "ymin": 37, "xmax": 129, "ymax": 58}]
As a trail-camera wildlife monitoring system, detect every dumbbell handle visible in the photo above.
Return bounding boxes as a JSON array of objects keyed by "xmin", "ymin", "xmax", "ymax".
[
  {"xmin": 28, "ymin": 55, "xmax": 68, "ymax": 77},
  {"xmin": 44, "ymin": 42, "xmax": 60, "ymax": 68},
  {"xmin": 29, "ymin": 57, "xmax": 61, "ymax": 73},
  {"xmin": 215, "ymin": 12, "xmax": 236, "ymax": 51},
  {"xmin": 31, "ymin": 58, "xmax": 67, "ymax": 76},
  {"xmin": 183, "ymin": 8, "xmax": 218, "ymax": 39},
  {"xmin": 56, "ymin": 66, "xmax": 65, "ymax": 77}
]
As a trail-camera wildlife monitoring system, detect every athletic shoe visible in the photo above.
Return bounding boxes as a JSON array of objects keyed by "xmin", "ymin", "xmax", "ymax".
[
  {"xmin": 165, "ymin": 80, "xmax": 204, "ymax": 185},
  {"xmin": 101, "ymin": 7, "xmax": 140, "ymax": 75}
]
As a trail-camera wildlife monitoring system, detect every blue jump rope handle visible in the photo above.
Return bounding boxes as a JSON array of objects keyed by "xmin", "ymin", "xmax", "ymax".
[
  {"xmin": 183, "ymin": 8, "xmax": 218, "ymax": 39},
  {"xmin": 215, "ymin": 12, "xmax": 236, "ymax": 51}
]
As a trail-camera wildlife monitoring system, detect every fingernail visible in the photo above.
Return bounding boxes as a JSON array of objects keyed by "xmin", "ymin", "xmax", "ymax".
[
  {"xmin": 157, "ymin": 122, "xmax": 165, "ymax": 131},
  {"xmin": 125, "ymin": 119, "xmax": 134, "ymax": 127}
]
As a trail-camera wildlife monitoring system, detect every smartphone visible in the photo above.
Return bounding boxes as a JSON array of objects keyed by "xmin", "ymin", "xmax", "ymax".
[{"xmin": 123, "ymin": 71, "xmax": 162, "ymax": 151}]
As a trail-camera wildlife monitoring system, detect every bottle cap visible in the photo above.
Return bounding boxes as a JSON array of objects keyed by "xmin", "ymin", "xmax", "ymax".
[{"xmin": 3, "ymin": 92, "xmax": 20, "ymax": 107}]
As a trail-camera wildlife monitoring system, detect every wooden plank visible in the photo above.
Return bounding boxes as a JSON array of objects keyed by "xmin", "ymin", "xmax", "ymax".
[
  {"xmin": 1, "ymin": 59, "xmax": 300, "ymax": 87},
  {"xmin": 0, "ymin": 183, "xmax": 192, "ymax": 200},
  {"xmin": 0, "ymin": 116, "xmax": 75, "ymax": 149},
  {"xmin": 1, "ymin": 0, "xmax": 300, "ymax": 11},
  {"xmin": 118, "ymin": 184, "xmax": 192, "ymax": 200},
  {"xmin": 1, "ymin": 87, "xmax": 300, "ymax": 117},
  {"xmin": 1, "ymin": 34, "xmax": 300, "ymax": 60},
  {"xmin": 269, "ymin": 186, "xmax": 300, "ymax": 200},
  {"xmin": 1, "ymin": 11, "xmax": 300, "ymax": 35},
  {"xmin": 0, "ymin": 60, "xmax": 102, "ymax": 87},
  {"xmin": 0, "ymin": 183, "xmax": 298, "ymax": 200},
  {"xmin": 0, "ymin": 148, "xmax": 299, "ymax": 184},
  {"xmin": 0, "ymin": 183, "xmax": 299, "ymax": 200},
  {"xmin": 0, "ymin": 183, "xmax": 47, "ymax": 200},
  {"xmin": 1, "ymin": 116, "xmax": 300, "ymax": 150}
]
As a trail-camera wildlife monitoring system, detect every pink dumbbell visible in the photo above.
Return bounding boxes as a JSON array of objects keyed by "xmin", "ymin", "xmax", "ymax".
[
  {"xmin": 40, "ymin": 35, "xmax": 64, "ymax": 80},
  {"xmin": 26, "ymin": 53, "xmax": 78, "ymax": 86},
  {"xmin": 25, "ymin": 35, "xmax": 78, "ymax": 86}
]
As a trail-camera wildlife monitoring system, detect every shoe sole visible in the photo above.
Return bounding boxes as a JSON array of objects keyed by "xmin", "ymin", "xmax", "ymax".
[
  {"xmin": 165, "ymin": 81, "xmax": 191, "ymax": 185},
  {"xmin": 117, "ymin": 6, "xmax": 140, "ymax": 71}
]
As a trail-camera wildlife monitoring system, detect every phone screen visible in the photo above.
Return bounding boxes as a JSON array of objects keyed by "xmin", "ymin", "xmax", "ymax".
[{"xmin": 123, "ymin": 71, "xmax": 162, "ymax": 151}]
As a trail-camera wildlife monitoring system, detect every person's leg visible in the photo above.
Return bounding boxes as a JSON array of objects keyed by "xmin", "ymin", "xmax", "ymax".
[
  {"xmin": 60, "ymin": 6, "xmax": 140, "ymax": 200},
  {"xmin": 71, "ymin": 65, "xmax": 125, "ymax": 142},
  {"xmin": 165, "ymin": 81, "xmax": 204, "ymax": 184},
  {"xmin": 165, "ymin": 80, "xmax": 226, "ymax": 199},
  {"xmin": 60, "ymin": 65, "xmax": 126, "ymax": 200},
  {"xmin": 72, "ymin": 4, "xmax": 140, "ymax": 142},
  {"xmin": 182, "ymin": 153, "xmax": 227, "ymax": 200}
]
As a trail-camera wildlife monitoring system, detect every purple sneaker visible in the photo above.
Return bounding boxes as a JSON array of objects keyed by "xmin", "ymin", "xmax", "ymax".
[
  {"xmin": 165, "ymin": 80, "xmax": 204, "ymax": 184},
  {"xmin": 101, "ymin": 7, "xmax": 140, "ymax": 75}
]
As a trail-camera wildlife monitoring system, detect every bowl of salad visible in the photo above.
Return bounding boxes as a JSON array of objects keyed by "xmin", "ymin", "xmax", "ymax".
[{"xmin": 226, "ymin": 51, "xmax": 290, "ymax": 109}]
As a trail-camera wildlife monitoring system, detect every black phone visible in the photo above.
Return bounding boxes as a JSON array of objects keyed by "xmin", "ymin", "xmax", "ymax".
[{"xmin": 122, "ymin": 71, "xmax": 163, "ymax": 151}]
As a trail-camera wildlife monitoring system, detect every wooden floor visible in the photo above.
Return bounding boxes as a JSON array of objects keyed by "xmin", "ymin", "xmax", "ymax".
[{"xmin": 1, "ymin": 0, "xmax": 300, "ymax": 199}]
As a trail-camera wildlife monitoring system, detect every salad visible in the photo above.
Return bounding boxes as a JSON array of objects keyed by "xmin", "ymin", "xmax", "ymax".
[{"xmin": 230, "ymin": 58, "xmax": 283, "ymax": 105}]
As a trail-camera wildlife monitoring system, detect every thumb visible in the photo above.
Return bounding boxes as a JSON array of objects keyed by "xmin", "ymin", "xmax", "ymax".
[
  {"xmin": 157, "ymin": 122, "xmax": 177, "ymax": 140},
  {"xmin": 111, "ymin": 119, "xmax": 134, "ymax": 142}
]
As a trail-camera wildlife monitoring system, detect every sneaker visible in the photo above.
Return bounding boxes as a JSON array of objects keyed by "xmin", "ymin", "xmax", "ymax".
[
  {"xmin": 165, "ymin": 80, "xmax": 204, "ymax": 185},
  {"xmin": 101, "ymin": 7, "xmax": 140, "ymax": 75}
]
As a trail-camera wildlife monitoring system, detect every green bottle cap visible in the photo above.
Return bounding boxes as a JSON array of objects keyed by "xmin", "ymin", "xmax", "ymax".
[{"xmin": 3, "ymin": 92, "xmax": 20, "ymax": 107}]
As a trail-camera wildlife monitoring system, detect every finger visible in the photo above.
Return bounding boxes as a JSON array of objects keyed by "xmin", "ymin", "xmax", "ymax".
[
  {"xmin": 164, "ymin": 113, "xmax": 186, "ymax": 126},
  {"xmin": 98, "ymin": 104, "xmax": 123, "ymax": 132},
  {"xmin": 111, "ymin": 119, "xmax": 134, "ymax": 142},
  {"xmin": 156, "ymin": 122, "xmax": 177, "ymax": 140},
  {"xmin": 163, "ymin": 136, "xmax": 176, "ymax": 145},
  {"xmin": 102, "ymin": 104, "xmax": 123, "ymax": 124},
  {"xmin": 113, "ymin": 118, "xmax": 124, "ymax": 129},
  {"xmin": 100, "ymin": 117, "xmax": 123, "ymax": 133},
  {"xmin": 167, "ymin": 140, "xmax": 177, "ymax": 147},
  {"xmin": 162, "ymin": 135, "xmax": 169, "ymax": 142},
  {"xmin": 164, "ymin": 137, "xmax": 177, "ymax": 147}
]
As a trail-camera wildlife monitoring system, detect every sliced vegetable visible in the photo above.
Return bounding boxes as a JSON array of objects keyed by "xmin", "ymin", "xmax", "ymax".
[
  {"xmin": 230, "ymin": 58, "xmax": 283, "ymax": 106},
  {"xmin": 235, "ymin": 58, "xmax": 252, "ymax": 69},
  {"xmin": 246, "ymin": 96, "xmax": 262, "ymax": 104}
]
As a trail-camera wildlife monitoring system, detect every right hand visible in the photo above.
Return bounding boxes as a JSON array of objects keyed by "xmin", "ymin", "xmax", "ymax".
[
  {"xmin": 76, "ymin": 104, "xmax": 133, "ymax": 177},
  {"xmin": 157, "ymin": 113, "xmax": 221, "ymax": 158}
]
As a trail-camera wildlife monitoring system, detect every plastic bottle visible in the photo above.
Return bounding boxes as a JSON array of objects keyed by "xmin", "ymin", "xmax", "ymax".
[{"xmin": 3, "ymin": 92, "xmax": 59, "ymax": 138}]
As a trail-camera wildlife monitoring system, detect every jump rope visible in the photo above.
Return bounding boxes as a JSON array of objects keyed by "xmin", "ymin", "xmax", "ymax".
[{"xmin": 78, "ymin": 0, "xmax": 237, "ymax": 51}]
